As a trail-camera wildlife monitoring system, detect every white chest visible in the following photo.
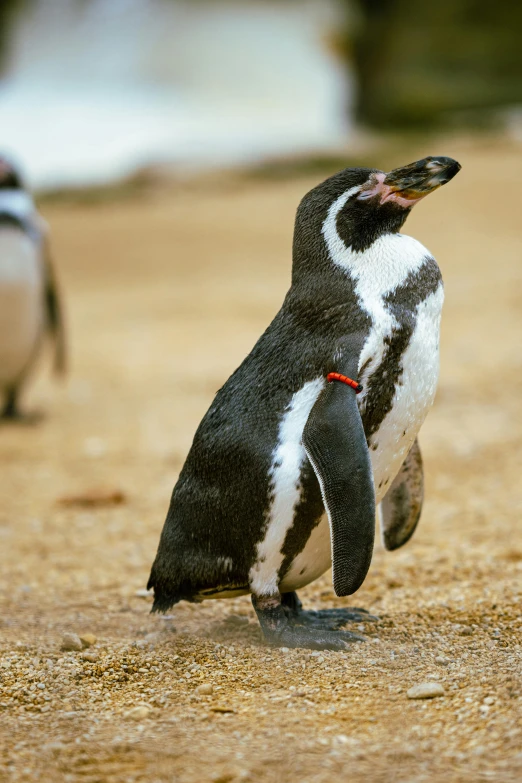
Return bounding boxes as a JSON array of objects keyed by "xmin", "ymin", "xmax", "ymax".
[
  {"xmin": 364, "ymin": 284, "xmax": 444, "ymax": 503},
  {"xmin": 0, "ymin": 228, "xmax": 44, "ymax": 386},
  {"xmin": 323, "ymin": 200, "xmax": 443, "ymax": 501}
]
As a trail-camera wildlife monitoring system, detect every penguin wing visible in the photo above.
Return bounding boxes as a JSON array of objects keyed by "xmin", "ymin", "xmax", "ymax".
[
  {"xmin": 381, "ymin": 438, "xmax": 423, "ymax": 551},
  {"xmin": 303, "ymin": 379, "xmax": 375, "ymax": 597},
  {"xmin": 43, "ymin": 240, "xmax": 67, "ymax": 375}
]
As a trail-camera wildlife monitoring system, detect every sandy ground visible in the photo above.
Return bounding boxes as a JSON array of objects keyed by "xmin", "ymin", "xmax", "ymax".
[{"xmin": 0, "ymin": 138, "xmax": 521, "ymax": 783}]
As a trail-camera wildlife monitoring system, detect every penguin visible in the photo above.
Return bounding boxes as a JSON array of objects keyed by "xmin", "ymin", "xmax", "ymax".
[
  {"xmin": 0, "ymin": 156, "xmax": 66, "ymax": 419},
  {"xmin": 148, "ymin": 155, "xmax": 461, "ymax": 650}
]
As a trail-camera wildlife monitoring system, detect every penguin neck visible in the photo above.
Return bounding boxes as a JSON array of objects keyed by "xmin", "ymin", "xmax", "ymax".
[
  {"xmin": 321, "ymin": 188, "xmax": 431, "ymax": 291},
  {"xmin": 324, "ymin": 230, "xmax": 432, "ymax": 295},
  {"xmin": 290, "ymin": 223, "xmax": 431, "ymax": 312}
]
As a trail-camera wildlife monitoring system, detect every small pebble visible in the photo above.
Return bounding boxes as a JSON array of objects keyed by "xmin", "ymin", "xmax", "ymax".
[
  {"xmin": 81, "ymin": 652, "xmax": 98, "ymax": 662},
  {"xmin": 79, "ymin": 633, "xmax": 97, "ymax": 649},
  {"xmin": 135, "ymin": 589, "xmax": 153, "ymax": 599},
  {"xmin": 83, "ymin": 437, "xmax": 107, "ymax": 458},
  {"xmin": 124, "ymin": 704, "xmax": 152, "ymax": 720},
  {"xmin": 60, "ymin": 632, "xmax": 83, "ymax": 652},
  {"xmin": 407, "ymin": 682, "xmax": 445, "ymax": 700},
  {"xmin": 57, "ymin": 489, "xmax": 125, "ymax": 508},
  {"xmin": 197, "ymin": 683, "xmax": 214, "ymax": 695}
]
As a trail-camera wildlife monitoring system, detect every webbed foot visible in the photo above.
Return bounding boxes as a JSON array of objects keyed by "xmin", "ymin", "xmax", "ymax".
[
  {"xmin": 252, "ymin": 593, "xmax": 366, "ymax": 651},
  {"xmin": 282, "ymin": 591, "xmax": 379, "ymax": 628}
]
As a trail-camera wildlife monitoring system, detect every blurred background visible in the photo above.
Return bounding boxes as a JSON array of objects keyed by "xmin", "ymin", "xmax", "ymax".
[{"xmin": 1, "ymin": 0, "xmax": 522, "ymax": 190}]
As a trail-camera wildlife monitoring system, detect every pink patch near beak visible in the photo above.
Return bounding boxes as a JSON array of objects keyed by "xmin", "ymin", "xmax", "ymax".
[{"xmin": 357, "ymin": 173, "xmax": 424, "ymax": 208}]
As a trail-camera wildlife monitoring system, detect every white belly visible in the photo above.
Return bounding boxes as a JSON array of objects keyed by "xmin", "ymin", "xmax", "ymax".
[
  {"xmin": 368, "ymin": 285, "xmax": 444, "ymax": 503},
  {"xmin": 0, "ymin": 229, "xmax": 44, "ymax": 388},
  {"xmin": 279, "ymin": 513, "xmax": 331, "ymax": 593}
]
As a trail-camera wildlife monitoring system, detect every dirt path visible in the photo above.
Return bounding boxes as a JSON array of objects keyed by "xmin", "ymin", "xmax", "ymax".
[{"xmin": 1, "ymin": 139, "xmax": 521, "ymax": 782}]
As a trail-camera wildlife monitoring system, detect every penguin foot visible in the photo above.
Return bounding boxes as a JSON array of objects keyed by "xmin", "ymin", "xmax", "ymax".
[
  {"xmin": 282, "ymin": 591, "xmax": 379, "ymax": 628},
  {"xmin": 252, "ymin": 593, "xmax": 365, "ymax": 651},
  {"xmin": 0, "ymin": 408, "xmax": 44, "ymax": 425},
  {"xmin": 1, "ymin": 388, "xmax": 19, "ymax": 419},
  {"xmin": 1, "ymin": 389, "xmax": 44, "ymax": 424}
]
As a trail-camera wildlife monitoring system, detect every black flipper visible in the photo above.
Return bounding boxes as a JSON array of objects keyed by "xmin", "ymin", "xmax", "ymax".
[
  {"xmin": 302, "ymin": 374, "xmax": 375, "ymax": 597},
  {"xmin": 381, "ymin": 437, "xmax": 423, "ymax": 551},
  {"xmin": 43, "ymin": 240, "xmax": 67, "ymax": 376}
]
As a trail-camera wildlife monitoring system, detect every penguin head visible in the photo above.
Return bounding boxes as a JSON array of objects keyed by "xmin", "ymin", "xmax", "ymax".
[
  {"xmin": 296, "ymin": 156, "xmax": 461, "ymax": 254},
  {"xmin": 0, "ymin": 156, "xmax": 25, "ymax": 191}
]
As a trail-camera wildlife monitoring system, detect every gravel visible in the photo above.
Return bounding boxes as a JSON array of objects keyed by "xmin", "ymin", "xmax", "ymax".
[{"xmin": 1, "ymin": 144, "xmax": 521, "ymax": 783}]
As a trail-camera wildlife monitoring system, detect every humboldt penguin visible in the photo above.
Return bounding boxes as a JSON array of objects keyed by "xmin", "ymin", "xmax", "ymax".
[
  {"xmin": 148, "ymin": 156, "xmax": 461, "ymax": 649},
  {"xmin": 0, "ymin": 157, "xmax": 66, "ymax": 419}
]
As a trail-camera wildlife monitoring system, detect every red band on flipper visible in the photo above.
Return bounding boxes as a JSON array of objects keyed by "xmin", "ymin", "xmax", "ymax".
[{"xmin": 327, "ymin": 372, "xmax": 363, "ymax": 394}]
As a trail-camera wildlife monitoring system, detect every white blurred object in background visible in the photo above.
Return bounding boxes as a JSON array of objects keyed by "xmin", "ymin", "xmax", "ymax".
[{"xmin": 0, "ymin": 0, "xmax": 354, "ymax": 190}]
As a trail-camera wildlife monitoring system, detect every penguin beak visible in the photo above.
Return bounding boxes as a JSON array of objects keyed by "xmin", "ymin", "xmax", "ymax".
[{"xmin": 383, "ymin": 156, "xmax": 461, "ymax": 203}]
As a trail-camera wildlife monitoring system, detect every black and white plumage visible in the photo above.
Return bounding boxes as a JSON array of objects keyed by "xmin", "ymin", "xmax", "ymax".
[
  {"xmin": 148, "ymin": 156, "xmax": 461, "ymax": 649},
  {"xmin": 0, "ymin": 157, "xmax": 66, "ymax": 419}
]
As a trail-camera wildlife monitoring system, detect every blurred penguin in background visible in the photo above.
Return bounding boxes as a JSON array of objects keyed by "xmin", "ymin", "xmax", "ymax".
[{"xmin": 0, "ymin": 156, "xmax": 66, "ymax": 420}]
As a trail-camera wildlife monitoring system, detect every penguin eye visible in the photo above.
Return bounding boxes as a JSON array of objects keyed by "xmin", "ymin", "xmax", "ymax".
[{"xmin": 355, "ymin": 177, "xmax": 382, "ymax": 203}]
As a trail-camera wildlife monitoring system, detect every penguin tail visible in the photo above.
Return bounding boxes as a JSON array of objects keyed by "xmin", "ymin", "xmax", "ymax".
[
  {"xmin": 147, "ymin": 569, "xmax": 198, "ymax": 613},
  {"xmin": 148, "ymin": 586, "xmax": 199, "ymax": 613},
  {"xmin": 149, "ymin": 591, "xmax": 182, "ymax": 614}
]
